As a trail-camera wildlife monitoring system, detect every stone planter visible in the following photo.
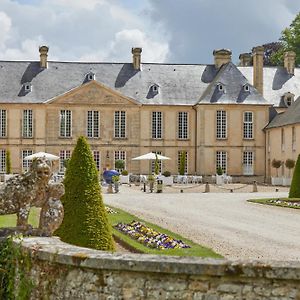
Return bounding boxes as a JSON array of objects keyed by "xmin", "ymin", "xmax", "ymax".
[
  {"xmin": 271, "ymin": 177, "xmax": 283, "ymax": 186},
  {"xmin": 120, "ymin": 175, "xmax": 130, "ymax": 184},
  {"xmin": 161, "ymin": 176, "xmax": 173, "ymax": 186},
  {"xmin": 216, "ymin": 175, "xmax": 224, "ymax": 185},
  {"xmin": 282, "ymin": 177, "xmax": 292, "ymax": 186}
]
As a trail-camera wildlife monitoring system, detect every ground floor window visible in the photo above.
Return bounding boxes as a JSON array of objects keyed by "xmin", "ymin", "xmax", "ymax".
[
  {"xmin": 243, "ymin": 151, "xmax": 254, "ymax": 175},
  {"xmin": 177, "ymin": 151, "xmax": 188, "ymax": 174},
  {"xmin": 216, "ymin": 151, "xmax": 227, "ymax": 174},
  {"xmin": 59, "ymin": 150, "xmax": 71, "ymax": 173},
  {"xmin": 151, "ymin": 151, "xmax": 162, "ymax": 174},
  {"xmin": 0, "ymin": 150, "xmax": 5, "ymax": 173},
  {"xmin": 93, "ymin": 150, "xmax": 100, "ymax": 171},
  {"xmin": 22, "ymin": 150, "xmax": 33, "ymax": 172},
  {"xmin": 114, "ymin": 151, "xmax": 126, "ymax": 172}
]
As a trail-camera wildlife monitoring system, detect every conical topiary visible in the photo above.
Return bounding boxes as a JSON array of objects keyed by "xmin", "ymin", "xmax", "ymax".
[
  {"xmin": 5, "ymin": 150, "xmax": 11, "ymax": 174},
  {"xmin": 289, "ymin": 154, "xmax": 300, "ymax": 198},
  {"xmin": 56, "ymin": 136, "xmax": 114, "ymax": 251}
]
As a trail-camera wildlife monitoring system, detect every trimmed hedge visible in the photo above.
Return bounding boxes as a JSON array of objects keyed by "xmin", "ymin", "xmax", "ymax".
[
  {"xmin": 289, "ymin": 154, "xmax": 300, "ymax": 198},
  {"xmin": 56, "ymin": 136, "xmax": 114, "ymax": 251}
]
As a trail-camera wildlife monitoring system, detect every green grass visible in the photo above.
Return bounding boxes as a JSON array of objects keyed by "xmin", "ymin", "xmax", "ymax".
[
  {"xmin": 107, "ymin": 205, "xmax": 222, "ymax": 258},
  {"xmin": 0, "ymin": 208, "xmax": 40, "ymax": 228},
  {"xmin": 247, "ymin": 198, "xmax": 300, "ymax": 209}
]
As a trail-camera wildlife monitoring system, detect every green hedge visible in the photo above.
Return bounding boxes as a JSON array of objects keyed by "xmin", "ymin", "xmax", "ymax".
[{"xmin": 289, "ymin": 154, "xmax": 300, "ymax": 198}]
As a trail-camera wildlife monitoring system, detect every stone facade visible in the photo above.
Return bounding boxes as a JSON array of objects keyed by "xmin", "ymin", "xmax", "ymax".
[{"xmin": 16, "ymin": 238, "xmax": 300, "ymax": 300}]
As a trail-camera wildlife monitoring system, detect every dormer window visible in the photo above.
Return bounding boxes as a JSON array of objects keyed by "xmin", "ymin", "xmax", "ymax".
[
  {"xmin": 283, "ymin": 92, "xmax": 295, "ymax": 107},
  {"xmin": 243, "ymin": 84, "xmax": 250, "ymax": 92},
  {"xmin": 150, "ymin": 84, "xmax": 159, "ymax": 94},
  {"xmin": 217, "ymin": 83, "xmax": 225, "ymax": 92},
  {"xmin": 86, "ymin": 72, "xmax": 95, "ymax": 81},
  {"xmin": 23, "ymin": 83, "xmax": 32, "ymax": 93}
]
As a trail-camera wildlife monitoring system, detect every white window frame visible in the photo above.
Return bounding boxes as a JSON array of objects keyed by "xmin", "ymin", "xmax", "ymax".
[
  {"xmin": 152, "ymin": 111, "xmax": 163, "ymax": 139},
  {"xmin": 178, "ymin": 112, "xmax": 188, "ymax": 140},
  {"xmin": 292, "ymin": 127, "xmax": 296, "ymax": 151},
  {"xmin": 22, "ymin": 109, "xmax": 33, "ymax": 138},
  {"xmin": 177, "ymin": 151, "xmax": 188, "ymax": 174},
  {"xmin": 59, "ymin": 150, "xmax": 71, "ymax": 173},
  {"xmin": 243, "ymin": 111, "xmax": 253, "ymax": 139},
  {"xmin": 0, "ymin": 149, "xmax": 6, "ymax": 173},
  {"xmin": 87, "ymin": 111, "xmax": 100, "ymax": 138},
  {"xmin": 216, "ymin": 151, "xmax": 227, "ymax": 174},
  {"xmin": 0, "ymin": 110, "xmax": 6, "ymax": 138},
  {"xmin": 114, "ymin": 111, "xmax": 126, "ymax": 138},
  {"xmin": 60, "ymin": 110, "xmax": 72, "ymax": 138},
  {"xmin": 243, "ymin": 151, "xmax": 254, "ymax": 175},
  {"xmin": 22, "ymin": 150, "xmax": 33, "ymax": 172},
  {"xmin": 114, "ymin": 150, "xmax": 126, "ymax": 172},
  {"xmin": 281, "ymin": 128, "xmax": 285, "ymax": 152},
  {"xmin": 151, "ymin": 151, "xmax": 162, "ymax": 174},
  {"xmin": 93, "ymin": 150, "xmax": 100, "ymax": 171},
  {"xmin": 216, "ymin": 110, "xmax": 227, "ymax": 139}
]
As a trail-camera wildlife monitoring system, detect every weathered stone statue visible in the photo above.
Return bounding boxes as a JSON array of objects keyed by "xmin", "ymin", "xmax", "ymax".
[{"xmin": 0, "ymin": 157, "xmax": 64, "ymax": 236}]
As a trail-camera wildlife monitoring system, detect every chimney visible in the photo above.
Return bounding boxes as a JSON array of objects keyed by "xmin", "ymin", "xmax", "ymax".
[
  {"xmin": 39, "ymin": 45, "xmax": 49, "ymax": 68},
  {"xmin": 132, "ymin": 47, "xmax": 142, "ymax": 70},
  {"xmin": 213, "ymin": 49, "xmax": 232, "ymax": 68},
  {"xmin": 252, "ymin": 46, "xmax": 264, "ymax": 95},
  {"xmin": 239, "ymin": 53, "xmax": 252, "ymax": 66},
  {"xmin": 284, "ymin": 51, "xmax": 296, "ymax": 75}
]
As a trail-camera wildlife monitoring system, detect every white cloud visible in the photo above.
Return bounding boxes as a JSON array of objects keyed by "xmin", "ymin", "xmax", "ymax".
[{"xmin": 0, "ymin": 11, "xmax": 12, "ymax": 48}]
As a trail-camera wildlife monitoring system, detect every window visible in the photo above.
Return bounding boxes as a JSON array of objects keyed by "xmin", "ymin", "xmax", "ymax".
[
  {"xmin": 0, "ymin": 110, "xmax": 6, "ymax": 137},
  {"xmin": 87, "ymin": 72, "xmax": 95, "ymax": 81},
  {"xmin": 243, "ymin": 84, "xmax": 250, "ymax": 92},
  {"xmin": 59, "ymin": 150, "xmax": 71, "ymax": 173},
  {"xmin": 60, "ymin": 110, "xmax": 72, "ymax": 137},
  {"xmin": 23, "ymin": 83, "xmax": 32, "ymax": 92},
  {"xmin": 22, "ymin": 109, "xmax": 33, "ymax": 138},
  {"xmin": 93, "ymin": 150, "xmax": 100, "ymax": 171},
  {"xmin": 178, "ymin": 112, "xmax": 188, "ymax": 139},
  {"xmin": 22, "ymin": 150, "xmax": 33, "ymax": 172},
  {"xmin": 243, "ymin": 151, "xmax": 254, "ymax": 175},
  {"xmin": 292, "ymin": 127, "xmax": 296, "ymax": 151},
  {"xmin": 243, "ymin": 112, "xmax": 253, "ymax": 139},
  {"xmin": 114, "ymin": 111, "xmax": 126, "ymax": 138},
  {"xmin": 177, "ymin": 151, "xmax": 188, "ymax": 174},
  {"xmin": 217, "ymin": 83, "xmax": 224, "ymax": 92},
  {"xmin": 281, "ymin": 128, "xmax": 285, "ymax": 152},
  {"xmin": 216, "ymin": 110, "xmax": 227, "ymax": 139},
  {"xmin": 151, "ymin": 151, "xmax": 162, "ymax": 174},
  {"xmin": 0, "ymin": 150, "xmax": 5, "ymax": 173},
  {"xmin": 286, "ymin": 97, "xmax": 292, "ymax": 106},
  {"xmin": 267, "ymin": 131, "xmax": 270, "ymax": 153},
  {"xmin": 283, "ymin": 92, "xmax": 294, "ymax": 107},
  {"xmin": 216, "ymin": 151, "xmax": 227, "ymax": 174},
  {"xmin": 114, "ymin": 151, "xmax": 126, "ymax": 172},
  {"xmin": 152, "ymin": 112, "xmax": 162, "ymax": 139},
  {"xmin": 87, "ymin": 111, "xmax": 99, "ymax": 138},
  {"xmin": 151, "ymin": 84, "xmax": 159, "ymax": 93}
]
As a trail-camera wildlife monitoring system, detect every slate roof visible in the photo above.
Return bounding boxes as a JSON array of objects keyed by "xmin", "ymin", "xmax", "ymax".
[
  {"xmin": 198, "ymin": 62, "xmax": 268, "ymax": 105},
  {"xmin": 0, "ymin": 59, "xmax": 299, "ymax": 107},
  {"xmin": 265, "ymin": 97, "xmax": 300, "ymax": 129}
]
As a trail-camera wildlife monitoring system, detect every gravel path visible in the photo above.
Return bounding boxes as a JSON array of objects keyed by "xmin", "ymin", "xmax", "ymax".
[{"xmin": 104, "ymin": 185, "xmax": 300, "ymax": 261}]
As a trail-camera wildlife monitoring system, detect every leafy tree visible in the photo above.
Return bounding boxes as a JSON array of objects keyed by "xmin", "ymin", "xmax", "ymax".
[
  {"xmin": 216, "ymin": 166, "xmax": 223, "ymax": 176},
  {"xmin": 179, "ymin": 151, "xmax": 186, "ymax": 175},
  {"xmin": 272, "ymin": 159, "xmax": 282, "ymax": 177},
  {"xmin": 270, "ymin": 12, "xmax": 300, "ymax": 66},
  {"xmin": 289, "ymin": 154, "xmax": 300, "ymax": 198},
  {"xmin": 262, "ymin": 42, "xmax": 283, "ymax": 66},
  {"xmin": 114, "ymin": 159, "xmax": 124, "ymax": 171},
  {"xmin": 5, "ymin": 150, "xmax": 11, "ymax": 174},
  {"xmin": 154, "ymin": 154, "xmax": 160, "ymax": 175},
  {"xmin": 56, "ymin": 136, "xmax": 114, "ymax": 251},
  {"xmin": 285, "ymin": 159, "xmax": 295, "ymax": 177}
]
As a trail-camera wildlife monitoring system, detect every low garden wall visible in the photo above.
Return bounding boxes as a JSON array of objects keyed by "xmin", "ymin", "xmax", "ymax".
[{"xmin": 13, "ymin": 237, "xmax": 300, "ymax": 299}]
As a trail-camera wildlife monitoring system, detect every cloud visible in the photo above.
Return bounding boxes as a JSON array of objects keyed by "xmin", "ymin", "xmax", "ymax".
[{"xmin": 0, "ymin": 11, "xmax": 12, "ymax": 48}]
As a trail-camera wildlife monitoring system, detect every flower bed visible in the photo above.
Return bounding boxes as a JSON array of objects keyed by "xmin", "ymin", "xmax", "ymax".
[
  {"xmin": 105, "ymin": 207, "xmax": 118, "ymax": 214},
  {"xmin": 269, "ymin": 199, "xmax": 300, "ymax": 208},
  {"xmin": 115, "ymin": 221, "xmax": 190, "ymax": 250}
]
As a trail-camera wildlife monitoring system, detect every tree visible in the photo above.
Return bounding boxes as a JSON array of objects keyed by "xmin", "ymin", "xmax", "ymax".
[
  {"xmin": 114, "ymin": 159, "xmax": 124, "ymax": 171},
  {"xmin": 285, "ymin": 159, "xmax": 295, "ymax": 177},
  {"xmin": 270, "ymin": 12, "xmax": 300, "ymax": 66},
  {"xmin": 289, "ymin": 154, "xmax": 300, "ymax": 198},
  {"xmin": 56, "ymin": 136, "xmax": 114, "ymax": 251},
  {"xmin": 262, "ymin": 42, "xmax": 283, "ymax": 66},
  {"xmin": 179, "ymin": 151, "xmax": 186, "ymax": 175},
  {"xmin": 5, "ymin": 150, "xmax": 11, "ymax": 174},
  {"xmin": 154, "ymin": 154, "xmax": 160, "ymax": 175},
  {"xmin": 272, "ymin": 159, "xmax": 282, "ymax": 177}
]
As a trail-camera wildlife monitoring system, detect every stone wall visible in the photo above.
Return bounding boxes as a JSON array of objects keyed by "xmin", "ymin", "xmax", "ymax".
[{"xmin": 18, "ymin": 237, "xmax": 300, "ymax": 299}]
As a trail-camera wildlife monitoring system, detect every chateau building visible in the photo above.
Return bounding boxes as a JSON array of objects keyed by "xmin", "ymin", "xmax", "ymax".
[{"xmin": 0, "ymin": 46, "xmax": 299, "ymax": 182}]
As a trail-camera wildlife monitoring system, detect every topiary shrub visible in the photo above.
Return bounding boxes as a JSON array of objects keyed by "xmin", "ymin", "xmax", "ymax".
[
  {"xmin": 285, "ymin": 159, "xmax": 295, "ymax": 177},
  {"xmin": 115, "ymin": 159, "xmax": 125, "ymax": 170},
  {"xmin": 179, "ymin": 151, "xmax": 186, "ymax": 175},
  {"xmin": 121, "ymin": 170, "xmax": 128, "ymax": 176},
  {"xmin": 162, "ymin": 170, "xmax": 171, "ymax": 177},
  {"xmin": 5, "ymin": 150, "xmax": 11, "ymax": 174},
  {"xmin": 272, "ymin": 159, "xmax": 282, "ymax": 177},
  {"xmin": 289, "ymin": 154, "xmax": 300, "ymax": 198},
  {"xmin": 216, "ymin": 166, "xmax": 223, "ymax": 176},
  {"xmin": 56, "ymin": 136, "xmax": 114, "ymax": 251}
]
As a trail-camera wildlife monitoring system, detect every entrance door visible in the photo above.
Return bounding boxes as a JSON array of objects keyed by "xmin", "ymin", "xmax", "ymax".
[{"xmin": 243, "ymin": 151, "xmax": 254, "ymax": 175}]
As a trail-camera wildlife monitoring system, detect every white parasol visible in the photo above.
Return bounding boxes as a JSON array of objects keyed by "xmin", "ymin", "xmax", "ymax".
[{"xmin": 24, "ymin": 151, "xmax": 60, "ymax": 161}]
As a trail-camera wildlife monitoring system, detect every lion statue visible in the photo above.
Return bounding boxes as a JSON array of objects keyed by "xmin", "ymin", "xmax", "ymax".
[{"xmin": 0, "ymin": 157, "xmax": 64, "ymax": 236}]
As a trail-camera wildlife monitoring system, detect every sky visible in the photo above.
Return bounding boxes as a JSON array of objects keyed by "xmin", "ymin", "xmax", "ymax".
[{"xmin": 0, "ymin": 0, "xmax": 299, "ymax": 64}]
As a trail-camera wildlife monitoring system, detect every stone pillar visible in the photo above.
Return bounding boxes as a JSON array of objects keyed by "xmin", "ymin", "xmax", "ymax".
[
  {"xmin": 132, "ymin": 47, "xmax": 142, "ymax": 70},
  {"xmin": 213, "ymin": 49, "xmax": 232, "ymax": 68},
  {"xmin": 239, "ymin": 53, "xmax": 252, "ymax": 66},
  {"xmin": 284, "ymin": 51, "xmax": 296, "ymax": 75},
  {"xmin": 39, "ymin": 46, "xmax": 49, "ymax": 69},
  {"xmin": 252, "ymin": 46, "xmax": 264, "ymax": 95}
]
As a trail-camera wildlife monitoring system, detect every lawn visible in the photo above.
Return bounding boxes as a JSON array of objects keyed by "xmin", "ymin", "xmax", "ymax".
[
  {"xmin": 247, "ymin": 198, "xmax": 300, "ymax": 209},
  {"xmin": 0, "ymin": 206, "xmax": 222, "ymax": 258}
]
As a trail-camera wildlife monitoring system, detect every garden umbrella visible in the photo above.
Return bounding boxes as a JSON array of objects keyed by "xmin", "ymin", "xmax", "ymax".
[
  {"xmin": 24, "ymin": 151, "xmax": 60, "ymax": 161},
  {"xmin": 132, "ymin": 152, "xmax": 170, "ymax": 161}
]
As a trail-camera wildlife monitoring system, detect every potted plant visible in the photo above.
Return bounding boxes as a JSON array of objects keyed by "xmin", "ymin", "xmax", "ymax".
[
  {"xmin": 112, "ymin": 175, "xmax": 120, "ymax": 193},
  {"xmin": 283, "ymin": 159, "xmax": 295, "ymax": 186},
  {"xmin": 161, "ymin": 170, "xmax": 173, "ymax": 186},
  {"xmin": 115, "ymin": 159, "xmax": 125, "ymax": 171},
  {"xmin": 179, "ymin": 151, "xmax": 186, "ymax": 176},
  {"xmin": 216, "ymin": 165, "xmax": 224, "ymax": 185},
  {"xmin": 120, "ymin": 169, "xmax": 130, "ymax": 184},
  {"xmin": 147, "ymin": 174, "xmax": 155, "ymax": 192},
  {"xmin": 271, "ymin": 159, "xmax": 283, "ymax": 185}
]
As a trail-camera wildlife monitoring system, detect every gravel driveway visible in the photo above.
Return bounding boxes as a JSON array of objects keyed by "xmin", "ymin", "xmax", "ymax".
[{"xmin": 104, "ymin": 186, "xmax": 300, "ymax": 261}]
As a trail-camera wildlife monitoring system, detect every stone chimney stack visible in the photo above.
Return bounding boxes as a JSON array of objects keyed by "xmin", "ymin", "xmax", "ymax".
[
  {"xmin": 284, "ymin": 51, "xmax": 296, "ymax": 75},
  {"xmin": 132, "ymin": 47, "xmax": 142, "ymax": 70},
  {"xmin": 239, "ymin": 53, "xmax": 252, "ymax": 66},
  {"xmin": 213, "ymin": 49, "xmax": 232, "ymax": 68},
  {"xmin": 252, "ymin": 46, "xmax": 264, "ymax": 95},
  {"xmin": 39, "ymin": 46, "xmax": 49, "ymax": 69}
]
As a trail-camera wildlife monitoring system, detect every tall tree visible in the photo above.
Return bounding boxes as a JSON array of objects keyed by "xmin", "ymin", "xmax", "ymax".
[
  {"xmin": 271, "ymin": 12, "xmax": 300, "ymax": 66},
  {"xmin": 56, "ymin": 136, "xmax": 114, "ymax": 251}
]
